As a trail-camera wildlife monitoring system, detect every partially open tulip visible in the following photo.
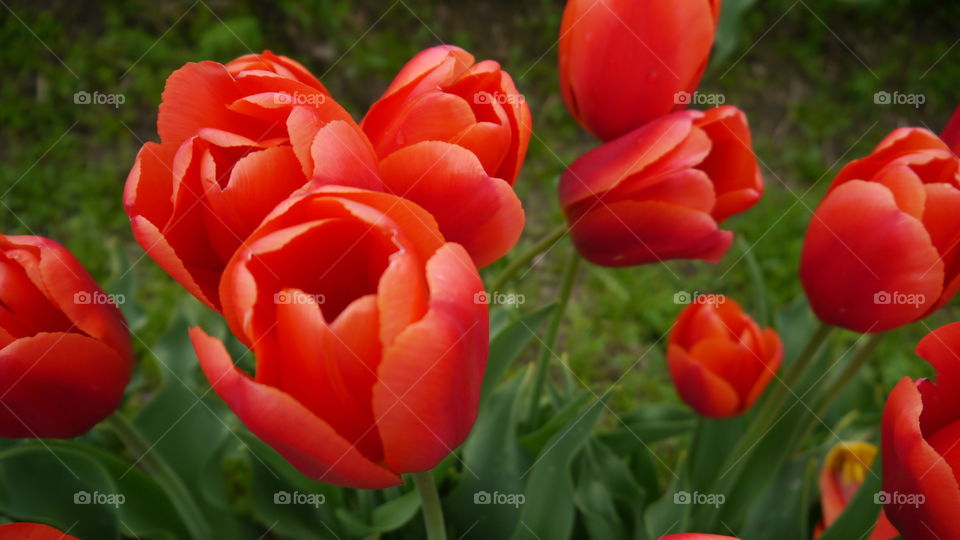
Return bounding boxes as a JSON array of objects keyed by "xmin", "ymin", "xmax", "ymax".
[
  {"xmin": 191, "ymin": 186, "xmax": 488, "ymax": 488},
  {"xmin": 814, "ymin": 442, "xmax": 897, "ymax": 539},
  {"xmin": 560, "ymin": 105, "xmax": 763, "ymax": 266},
  {"xmin": 362, "ymin": 45, "xmax": 530, "ymax": 266},
  {"xmin": 668, "ymin": 296, "xmax": 781, "ymax": 418},
  {"xmin": 656, "ymin": 535, "xmax": 739, "ymax": 540},
  {"xmin": 0, "ymin": 235, "xmax": 132, "ymax": 439},
  {"xmin": 881, "ymin": 322, "xmax": 960, "ymax": 540},
  {"xmin": 0, "ymin": 523, "xmax": 80, "ymax": 540},
  {"xmin": 559, "ymin": 0, "xmax": 722, "ymax": 141},
  {"xmin": 800, "ymin": 128, "xmax": 960, "ymax": 333},
  {"xmin": 124, "ymin": 52, "xmax": 381, "ymax": 312},
  {"xmin": 941, "ymin": 106, "xmax": 960, "ymax": 155}
]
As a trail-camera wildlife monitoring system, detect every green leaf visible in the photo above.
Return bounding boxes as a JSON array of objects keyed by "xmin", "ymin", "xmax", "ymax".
[
  {"xmin": 510, "ymin": 399, "xmax": 605, "ymax": 540},
  {"xmin": 335, "ymin": 490, "xmax": 421, "ymax": 536},
  {"xmin": 483, "ymin": 304, "xmax": 554, "ymax": 401},
  {"xmin": 519, "ymin": 391, "xmax": 591, "ymax": 456},
  {"xmin": 599, "ymin": 404, "xmax": 696, "ymax": 451}
]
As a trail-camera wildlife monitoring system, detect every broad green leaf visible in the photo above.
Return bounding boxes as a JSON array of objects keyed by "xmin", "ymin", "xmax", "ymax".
[
  {"xmin": 519, "ymin": 391, "xmax": 591, "ymax": 456},
  {"xmin": 335, "ymin": 490, "xmax": 420, "ymax": 536},
  {"xmin": 510, "ymin": 399, "xmax": 605, "ymax": 540},
  {"xmin": 483, "ymin": 304, "xmax": 554, "ymax": 401}
]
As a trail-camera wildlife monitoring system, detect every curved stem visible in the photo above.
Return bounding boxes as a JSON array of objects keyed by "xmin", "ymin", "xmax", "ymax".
[
  {"xmin": 527, "ymin": 250, "xmax": 581, "ymax": 425},
  {"xmin": 412, "ymin": 471, "xmax": 447, "ymax": 540},
  {"xmin": 490, "ymin": 222, "xmax": 568, "ymax": 294},
  {"xmin": 103, "ymin": 413, "xmax": 210, "ymax": 540}
]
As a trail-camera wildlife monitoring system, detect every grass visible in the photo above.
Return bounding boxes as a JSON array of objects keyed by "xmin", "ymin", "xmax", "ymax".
[{"xmin": 1, "ymin": 0, "xmax": 959, "ymax": 424}]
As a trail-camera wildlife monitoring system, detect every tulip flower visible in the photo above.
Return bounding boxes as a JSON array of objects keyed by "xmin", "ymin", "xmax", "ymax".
[
  {"xmin": 362, "ymin": 45, "xmax": 530, "ymax": 266},
  {"xmin": 191, "ymin": 186, "xmax": 488, "ymax": 488},
  {"xmin": 0, "ymin": 235, "xmax": 132, "ymax": 438},
  {"xmin": 124, "ymin": 52, "xmax": 381, "ymax": 311},
  {"xmin": 941, "ymin": 105, "xmax": 960, "ymax": 155},
  {"xmin": 0, "ymin": 523, "xmax": 80, "ymax": 539},
  {"xmin": 668, "ymin": 296, "xmax": 782, "ymax": 418},
  {"xmin": 881, "ymin": 322, "xmax": 960, "ymax": 540},
  {"xmin": 814, "ymin": 442, "xmax": 897, "ymax": 539},
  {"xmin": 559, "ymin": 105, "xmax": 763, "ymax": 266},
  {"xmin": 656, "ymin": 535, "xmax": 739, "ymax": 540},
  {"xmin": 800, "ymin": 128, "xmax": 960, "ymax": 334},
  {"xmin": 559, "ymin": 0, "xmax": 722, "ymax": 141}
]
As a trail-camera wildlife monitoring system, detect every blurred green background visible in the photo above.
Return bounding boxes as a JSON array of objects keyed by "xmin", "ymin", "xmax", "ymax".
[{"xmin": 2, "ymin": 0, "xmax": 959, "ymax": 443}]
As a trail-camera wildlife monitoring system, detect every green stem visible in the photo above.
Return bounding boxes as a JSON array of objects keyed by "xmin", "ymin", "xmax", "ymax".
[
  {"xmin": 104, "ymin": 413, "xmax": 209, "ymax": 540},
  {"xmin": 527, "ymin": 250, "xmax": 581, "ymax": 425},
  {"xmin": 795, "ymin": 332, "xmax": 885, "ymax": 443},
  {"xmin": 412, "ymin": 471, "xmax": 447, "ymax": 540},
  {"xmin": 490, "ymin": 222, "xmax": 568, "ymax": 293}
]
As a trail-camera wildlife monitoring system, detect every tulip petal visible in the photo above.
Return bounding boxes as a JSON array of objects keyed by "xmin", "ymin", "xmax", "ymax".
[
  {"xmin": 191, "ymin": 327, "xmax": 401, "ymax": 488},
  {"xmin": 378, "ymin": 142, "xmax": 524, "ymax": 267},
  {"xmin": 668, "ymin": 344, "xmax": 740, "ymax": 418},
  {"xmin": 800, "ymin": 180, "xmax": 943, "ymax": 333},
  {"xmin": 373, "ymin": 244, "xmax": 487, "ymax": 472},
  {"xmin": 0, "ymin": 523, "xmax": 81, "ymax": 540},
  {"xmin": 0, "ymin": 333, "xmax": 129, "ymax": 439}
]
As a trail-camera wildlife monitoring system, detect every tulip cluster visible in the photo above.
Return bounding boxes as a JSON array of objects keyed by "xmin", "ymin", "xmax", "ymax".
[
  {"xmin": 557, "ymin": 0, "xmax": 763, "ymax": 266},
  {"xmin": 125, "ymin": 49, "xmax": 531, "ymax": 487}
]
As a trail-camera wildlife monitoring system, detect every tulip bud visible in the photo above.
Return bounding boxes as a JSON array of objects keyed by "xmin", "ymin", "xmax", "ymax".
[
  {"xmin": 941, "ymin": 105, "xmax": 960, "ymax": 155},
  {"xmin": 814, "ymin": 442, "xmax": 897, "ymax": 539},
  {"xmin": 667, "ymin": 296, "xmax": 781, "ymax": 418},
  {"xmin": 559, "ymin": 105, "xmax": 762, "ymax": 266},
  {"xmin": 362, "ymin": 45, "xmax": 530, "ymax": 266},
  {"xmin": 124, "ymin": 52, "xmax": 378, "ymax": 311},
  {"xmin": 0, "ymin": 235, "xmax": 132, "ymax": 439},
  {"xmin": 800, "ymin": 128, "xmax": 960, "ymax": 333},
  {"xmin": 881, "ymin": 322, "xmax": 960, "ymax": 540},
  {"xmin": 559, "ymin": 0, "xmax": 722, "ymax": 141},
  {"xmin": 191, "ymin": 187, "xmax": 488, "ymax": 488}
]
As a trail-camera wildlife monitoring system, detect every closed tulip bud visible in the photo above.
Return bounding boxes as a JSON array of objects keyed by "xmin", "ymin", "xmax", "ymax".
[
  {"xmin": 559, "ymin": 0, "xmax": 722, "ymax": 141},
  {"xmin": 124, "ymin": 51, "xmax": 381, "ymax": 312},
  {"xmin": 362, "ymin": 45, "xmax": 530, "ymax": 266},
  {"xmin": 559, "ymin": 105, "xmax": 762, "ymax": 266},
  {"xmin": 0, "ymin": 235, "xmax": 132, "ymax": 439},
  {"xmin": 881, "ymin": 322, "xmax": 960, "ymax": 540},
  {"xmin": 191, "ymin": 187, "xmax": 488, "ymax": 488},
  {"xmin": 814, "ymin": 442, "xmax": 897, "ymax": 539},
  {"xmin": 800, "ymin": 128, "xmax": 960, "ymax": 333},
  {"xmin": 668, "ymin": 297, "xmax": 781, "ymax": 418},
  {"xmin": 0, "ymin": 523, "xmax": 81, "ymax": 539}
]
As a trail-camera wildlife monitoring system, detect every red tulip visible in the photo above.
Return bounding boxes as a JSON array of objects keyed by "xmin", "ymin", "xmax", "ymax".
[
  {"xmin": 559, "ymin": 105, "xmax": 762, "ymax": 266},
  {"xmin": 814, "ymin": 441, "xmax": 897, "ymax": 539},
  {"xmin": 0, "ymin": 235, "xmax": 132, "ymax": 439},
  {"xmin": 656, "ymin": 535, "xmax": 739, "ymax": 540},
  {"xmin": 881, "ymin": 322, "xmax": 960, "ymax": 540},
  {"xmin": 0, "ymin": 523, "xmax": 80, "ymax": 540},
  {"xmin": 124, "ymin": 52, "xmax": 380, "ymax": 311},
  {"xmin": 191, "ymin": 186, "xmax": 488, "ymax": 488},
  {"xmin": 668, "ymin": 296, "xmax": 781, "ymax": 418},
  {"xmin": 559, "ymin": 0, "xmax": 722, "ymax": 141},
  {"xmin": 800, "ymin": 128, "xmax": 960, "ymax": 333},
  {"xmin": 362, "ymin": 45, "xmax": 529, "ymax": 266},
  {"xmin": 941, "ymin": 106, "xmax": 960, "ymax": 155}
]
